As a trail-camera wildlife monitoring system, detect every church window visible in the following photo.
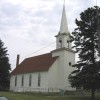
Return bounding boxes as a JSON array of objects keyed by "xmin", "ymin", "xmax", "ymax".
[
  {"xmin": 38, "ymin": 73, "xmax": 41, "ymax": 87},
  {"xmin": 59, "ymin": 39, "xmax": 62, "ymax": 48},
  {"xmin": 29, "ymin": 74, "xmax": 32, "ymax": 87},
  {"xmin": 69, "ymin": 62, "xmax": 71, "ymax": 66},
  {"xmin": 67, "ymin": 34, "xmax": 71, "ymax": 48},
  {"xmin": 21, "ymin": 75, "xmax": 24, "ymax": 86},
  {"xmin": 15, "ymin": 76, "xmax": 17, "ymax": 87},
  {"xmin": 67, "ymin": 40, "xmax": 69, "ymax": 48}
]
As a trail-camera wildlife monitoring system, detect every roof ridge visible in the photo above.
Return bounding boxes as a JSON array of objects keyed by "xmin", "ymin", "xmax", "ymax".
[{"xmin": 26, "ymin": 52, "xmax": 51, "ymax": 59}]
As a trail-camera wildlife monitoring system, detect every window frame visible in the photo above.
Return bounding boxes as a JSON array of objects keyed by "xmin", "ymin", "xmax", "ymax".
[
  {"xmin": 29, "ymin": 74, "xmax": 32, "ymax": 87},
  {"xmin": 15, "ymin": 76, "xmax": 17, "ymax": 87},
  {"xmin": 38, "ymin": 73, "xmax": 41, "ymax": 87}
]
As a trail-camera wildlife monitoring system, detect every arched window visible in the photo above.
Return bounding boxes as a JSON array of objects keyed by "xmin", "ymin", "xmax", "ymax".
[
  {"xmin": 29, "ymin": 74, "xmax": 32, "ymax": 87},
  {"xmin": 21, "ymin": 75, "xmax": 24, "ymax": 86},
  {"xmin": 59, "ymin": 39, "xmax": 62, "ymax": 48},
  {"xmin": 67, "ymin": 40, "xmax": 69, "ymax": 48},
  {"xmin": 67, "ymin": 34, "xmax": 71, "ymax": 48},
  {"xmin": 38, "ymin": 73, "xmax": 41, "ymax": 87},
  {"xmin": 69, "ymin": 62, "xmax": 72, "ymax": 66},
  {"xmin": 15, "ymin": 76, "xmax": 17, "ymax": 87}
]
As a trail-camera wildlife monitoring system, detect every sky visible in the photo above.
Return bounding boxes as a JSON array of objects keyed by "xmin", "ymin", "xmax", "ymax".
[{"xmin": 0, "ymin": 0, "xmax": 100, "ymax": 70}]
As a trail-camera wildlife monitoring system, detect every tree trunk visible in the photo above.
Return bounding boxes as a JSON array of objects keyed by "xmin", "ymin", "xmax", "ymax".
[{"xmin": 91, "ymin": 88, "xmax": 95, "ymax": 100}]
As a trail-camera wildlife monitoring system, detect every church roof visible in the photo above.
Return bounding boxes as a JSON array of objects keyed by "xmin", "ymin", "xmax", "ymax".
[{"xmin": 11, "ymin": 53, "xmax": 58, "ymax": 75}]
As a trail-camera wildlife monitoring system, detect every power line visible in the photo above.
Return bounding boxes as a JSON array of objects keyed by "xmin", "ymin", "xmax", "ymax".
[
  {"xmin": 22, "ymin": 41, "xmax": 55, "ymax": 59},
  {"xmin": 10, "ymin": 41, "xmax": 56, "ymax": 63}
]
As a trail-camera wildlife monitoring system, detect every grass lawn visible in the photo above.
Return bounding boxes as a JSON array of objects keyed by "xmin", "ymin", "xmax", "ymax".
[{"xmin": 0, "ymin": 92, "xmax": 100, "ymax": 100}]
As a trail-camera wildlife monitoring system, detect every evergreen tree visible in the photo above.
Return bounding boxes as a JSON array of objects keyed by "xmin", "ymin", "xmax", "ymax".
[
  {"xmin": 68, "ymin": 6, "xmax": 100, "ymax": 100},
  {"xmin": 0, "ymin": 39, "xmax": 11, "ymax": 91}
]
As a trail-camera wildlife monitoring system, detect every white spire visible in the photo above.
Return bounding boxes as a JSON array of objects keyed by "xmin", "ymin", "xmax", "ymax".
[{"xmin": 60, "ymin": 0, "xmax": 69, "ymax": 34}]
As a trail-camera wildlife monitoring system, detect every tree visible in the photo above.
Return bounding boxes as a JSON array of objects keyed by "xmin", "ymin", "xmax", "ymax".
[
  {"xmin": 68, "ymin": 6, "xmax": 100, "ymax": 100},
  {"xmin": 0, "ymin": 39, "xmax": 11, "ymax": 91}
]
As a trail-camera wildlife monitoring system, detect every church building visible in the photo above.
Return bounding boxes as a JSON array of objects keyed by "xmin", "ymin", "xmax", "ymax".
[{"xmin": 10, "ymin": 3, "xmax": 75, "ymax": 92}]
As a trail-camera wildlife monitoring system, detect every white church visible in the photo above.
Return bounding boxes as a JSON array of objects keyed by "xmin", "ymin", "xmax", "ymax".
[{"xmin": 10, "ymin": 3, "xmax": 75, "ymax": 92}]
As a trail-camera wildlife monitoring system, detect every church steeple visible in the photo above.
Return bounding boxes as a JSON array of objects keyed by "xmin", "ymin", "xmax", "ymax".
[
  {"xmin": 56, "ymin": 0, "xmax": 71, "ymax": 49},
  {"xmin": 60, "ymin": 0, "xmax": 69, "ymax": 34}
]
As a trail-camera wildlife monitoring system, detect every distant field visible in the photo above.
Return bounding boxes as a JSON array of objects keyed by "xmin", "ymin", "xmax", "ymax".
[{"xmin": 0, "ymin": 92, "xmax": 100, "ymax": 100}]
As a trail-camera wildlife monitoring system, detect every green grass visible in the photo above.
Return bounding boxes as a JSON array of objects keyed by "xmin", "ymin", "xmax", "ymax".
[{"xmin": 0, "ymin": 92, "xmax": 100, "ymax": 100}]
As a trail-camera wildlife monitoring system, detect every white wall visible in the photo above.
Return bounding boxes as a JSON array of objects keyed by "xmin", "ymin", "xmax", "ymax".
[
  {"xmin": 52, "ymin": 48, "xmax": 75, "ymax": 90},
  {"xmin": 10, "ymin": 72, "xmax": 48, "ymax": 92},
  {"xmin": 48, "ymin": 58, "xmax": 59, "ymax": 92}
]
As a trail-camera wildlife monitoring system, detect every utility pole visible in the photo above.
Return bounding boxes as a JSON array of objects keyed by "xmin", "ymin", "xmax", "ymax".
[
  {"xmin": 98, "ymin": 15, "xmax": 100, "ymax": 55},
  {"xmin": 97, "ymin": 1, "xmax": 100, "ymax": 55}
]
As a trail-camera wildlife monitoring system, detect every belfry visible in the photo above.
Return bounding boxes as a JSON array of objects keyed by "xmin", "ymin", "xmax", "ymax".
[{"xmin": 56, "ymin": 1, "xmax": 71, "ymax": 49}]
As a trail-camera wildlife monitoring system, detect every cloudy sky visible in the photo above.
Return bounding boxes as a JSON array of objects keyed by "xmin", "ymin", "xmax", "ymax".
[{"xmin": 0, "ymin": 0, "xmax": 100, "ymax": 70}]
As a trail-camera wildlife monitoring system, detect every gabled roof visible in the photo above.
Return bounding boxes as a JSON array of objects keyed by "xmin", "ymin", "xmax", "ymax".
[{"xmin": 11, "ymin": 53, "xmax": 58, "ymax": 75}]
